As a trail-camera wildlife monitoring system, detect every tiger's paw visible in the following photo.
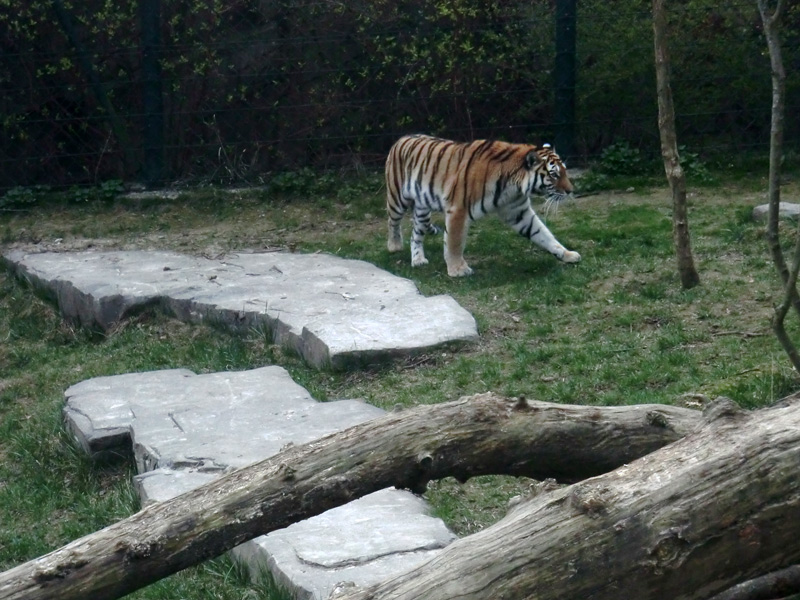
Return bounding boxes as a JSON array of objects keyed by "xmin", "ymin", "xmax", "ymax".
[
  {"xmin": 387, "ymin": 232, "xmax": 404, "ymax": 253},
  {"xmin": 561, "ymin": 250, "xmax": 581, "ymax": 264},
  {"xmin": 411, "ymin": 256, "xmax": 429, "ymax": 267},
  {"xmin": 447, "ymin": 263, "xmax": 474, "ymax": 277}
]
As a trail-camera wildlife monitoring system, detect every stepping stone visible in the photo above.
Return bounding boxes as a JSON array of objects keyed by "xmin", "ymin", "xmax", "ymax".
[
  {"xmin": 63, "ymin": 366, "xmax": 457, "ymax": 599},
  {"xmin": 2, "ymin": 250, "xmax": 478, "ymax": 370},
  {"xmin": 752, "ymin": 202, "xmax": 800, "ymax": 221},
  {"xmin": 232, "ymin": 488, "xmax": 455, "ymax": 600},
  {"xmin": 64, "ymin": 366, "xmax": 364, "ymax": 471}
]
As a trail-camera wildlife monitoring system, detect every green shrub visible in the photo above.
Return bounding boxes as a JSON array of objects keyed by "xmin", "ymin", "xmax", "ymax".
[
  {"xmin": 595, "ymin": 142, "xmax": 649, "ymax": 176},
  {"xmin": 0, "ymin": 186, "xmax": 50, "ymax": 209},
  {"xmin": 678, "ymin": 146, "xmax": 715, "ymax": 185}
]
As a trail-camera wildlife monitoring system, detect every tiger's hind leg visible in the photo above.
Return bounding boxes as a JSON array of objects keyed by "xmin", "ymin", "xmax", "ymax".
[
  {"xmin": 387, "ymin": 194, "xmax": 409, "ymax": 253},
  {"xmin": 425, "ymin": 222, "xmax": 442, "ymax": 235},
  {"xmin": 387, "ymin": 217, "xmax": 404, "ymax": 253},
  {"xmin": 410, "ymin": 205, "xmax": 437, "ymax": 266}
]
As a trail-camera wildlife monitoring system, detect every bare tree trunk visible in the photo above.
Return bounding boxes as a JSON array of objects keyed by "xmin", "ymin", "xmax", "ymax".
[
  {"xmin": 0, "ymin": 395, "xmax": 699, "ymax": 600},
  {"xmin": 756, "ymin": 0, "xmax": 800, "ymax": 371},
  {"xmin": 652, "ymin": 0, "xmax": 700, "ymax": 289},
  {"xmin": 331, "ymin": 397, "xmax": 800, "ymax": 600}
]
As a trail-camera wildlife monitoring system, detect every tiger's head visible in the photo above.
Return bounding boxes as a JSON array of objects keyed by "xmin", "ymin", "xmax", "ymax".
[{"xmin": 523, "ymin": 144, "xmax": 573, "ymax": 203}]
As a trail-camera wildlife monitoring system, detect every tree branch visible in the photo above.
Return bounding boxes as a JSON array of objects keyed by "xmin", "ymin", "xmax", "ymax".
[{"xmin": 757, "ymin": 0, "xmax": 800, "ymax": 369}]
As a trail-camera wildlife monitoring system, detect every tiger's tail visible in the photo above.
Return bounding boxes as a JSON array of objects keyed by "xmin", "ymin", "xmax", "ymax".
[{"xmin": 386, "ymin": 138, "xmax": 410, "ymax": 253}]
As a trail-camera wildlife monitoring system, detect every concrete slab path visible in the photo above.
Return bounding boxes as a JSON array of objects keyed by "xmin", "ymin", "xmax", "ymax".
[
  {"xmin": 2, "ymin": 249, "xmax": 478, "ymax": 369},
  {"xmin": 63, "ymin": 366, "xmax": 457, "ymax": 599}
]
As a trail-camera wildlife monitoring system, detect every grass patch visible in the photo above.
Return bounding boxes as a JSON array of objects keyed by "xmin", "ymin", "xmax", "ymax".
[{"xmin": 2, "ymin": 171, "xmax": 800, "ymax": 595}]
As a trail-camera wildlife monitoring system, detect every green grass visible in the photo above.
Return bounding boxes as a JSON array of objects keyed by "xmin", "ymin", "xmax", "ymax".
[{"xmin": 2, "ymin": 170, "xmax": 800, "ymax": 594}]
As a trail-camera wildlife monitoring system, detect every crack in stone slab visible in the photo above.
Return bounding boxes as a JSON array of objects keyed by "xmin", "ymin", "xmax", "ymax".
[{"xmin": 168, "ymin": 412, "xmax": 185, "ymax": 433}]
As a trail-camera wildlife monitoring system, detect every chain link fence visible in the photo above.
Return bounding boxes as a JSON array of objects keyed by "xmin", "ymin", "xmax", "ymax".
[{"xmin": 1, "ymin": 0, "xmax": 798, "ymax": 192}]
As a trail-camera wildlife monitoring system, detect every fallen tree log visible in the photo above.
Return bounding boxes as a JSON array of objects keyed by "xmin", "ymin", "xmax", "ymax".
[
  {"xmin": 708, "ymin": 564, "xmax": 800, "ymax": 600},
  {"xmin": 0, "ymin": 394, "xmax": 698, "ymax": 600},
  {"xmin": 330, "ymin": 397, "xmax": 800, "ymax": 600}
]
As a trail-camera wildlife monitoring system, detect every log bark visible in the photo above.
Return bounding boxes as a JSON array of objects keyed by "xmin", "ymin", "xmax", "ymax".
[
  {"xmin": 652, "ymin": 0, "xmax": 700, "ymax": 289},
  {"xmin": 331, "ymin": 397, "xmax": 800, "ymax": 600},
  {"xmin": 0, "ymin": 394, "xmax": 698, "ymax": 600}
]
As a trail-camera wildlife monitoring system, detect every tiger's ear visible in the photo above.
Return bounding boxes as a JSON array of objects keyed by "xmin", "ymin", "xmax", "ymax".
[{"xmin": 524, "ymin": 150, "xmax": 541, "ymax": 170}]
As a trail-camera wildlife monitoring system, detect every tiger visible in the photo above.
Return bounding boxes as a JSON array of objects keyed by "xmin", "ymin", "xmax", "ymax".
[{"xmin": 385, "ymin": 134, "xmax": 581, "ymax": 277}]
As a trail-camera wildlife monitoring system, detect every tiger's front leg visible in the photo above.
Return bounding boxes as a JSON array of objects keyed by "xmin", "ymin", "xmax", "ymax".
[
  {"xmin": 444, "ymin": 207, "xmax": 473, "ymax": 277},
  {"xmin": 501, "ymin": 203, "xmax": 581, "ymax": 263}
]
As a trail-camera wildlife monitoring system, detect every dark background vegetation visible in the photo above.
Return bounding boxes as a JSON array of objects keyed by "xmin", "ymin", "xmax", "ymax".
[{"xmin": 1, "ymin": 0, "xmax": 799, "ymax": 192}]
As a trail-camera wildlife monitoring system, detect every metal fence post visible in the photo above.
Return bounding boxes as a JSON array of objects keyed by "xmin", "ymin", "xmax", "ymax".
[
  {"xmin": 555, "ymin": 0, "xmax": 577, "ymax": 161},
  {"xmin": 141, "ymin": 0, "xmax": 164, "ymax": 187}
]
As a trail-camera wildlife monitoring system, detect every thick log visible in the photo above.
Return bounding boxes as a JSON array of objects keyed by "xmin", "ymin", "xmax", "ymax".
[
  {"xmin": 0, "ymin": 394, "xmax": 698, "ymax": 600},
  {"xmin": 709, "ymin": 564, "xmax": 800, "ymax": 600},
  {"xmin": 331, "ymin": 397, "xmax": 800, "ymax": 600}
]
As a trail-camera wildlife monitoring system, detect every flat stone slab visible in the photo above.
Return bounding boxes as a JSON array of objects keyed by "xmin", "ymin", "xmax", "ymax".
[
  {"xmin": 2, "ymin": 249, "xmax": 478, "ymax": 369},
  {"xmin": 64, "ymin": 366, "xmax": 376, "ymax": 472},
  {"xmin": 63, "ymin": 366, "xmax": 456, "ymax": 599},
  {"xmin": 752, "ymin": 202, "xmax": 800, "ymax": 221},
  {"xmin": 232, "ymin": 488, "xmax": 455, "ymax": 600}
]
